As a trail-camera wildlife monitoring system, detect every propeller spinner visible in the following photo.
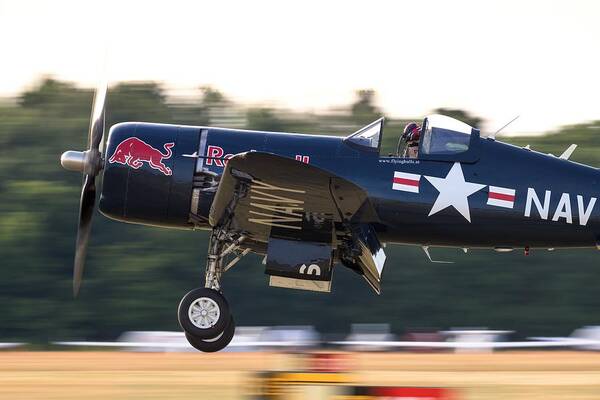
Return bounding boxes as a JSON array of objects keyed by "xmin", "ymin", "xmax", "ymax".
[{"xmin": 60, "ymin": 82, "xmax": 107, "ymax": 296}]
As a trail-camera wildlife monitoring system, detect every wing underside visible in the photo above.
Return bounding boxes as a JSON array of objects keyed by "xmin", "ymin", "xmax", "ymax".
[{"xmin": 209, "ymin": 152, "xmax": 386, "ymax": 293}]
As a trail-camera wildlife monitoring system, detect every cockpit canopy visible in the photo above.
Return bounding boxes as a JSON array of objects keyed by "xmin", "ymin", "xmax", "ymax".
[
  {"xmin": 418, "ymin": 114, "xmax": 480, "ymax": 162},
  {"xmin": 344, "ymin": 117, "xmax": 384, "ymax": 152},
  {"xmin": 420, "ymin": 114, "xmax": 474, "ymax": 155},
  {"xmin": 345, "ymin": 114, "xmax": 481, "ymax": 163}
]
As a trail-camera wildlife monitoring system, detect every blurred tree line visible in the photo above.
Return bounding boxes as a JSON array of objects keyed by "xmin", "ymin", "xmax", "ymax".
[{"xmin": 1, "ymin": 78, "xmax": 600, "ymax": 343}]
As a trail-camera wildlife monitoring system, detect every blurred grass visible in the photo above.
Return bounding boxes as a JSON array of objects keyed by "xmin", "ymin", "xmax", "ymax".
[{"xmin": 1, "ymin": 351, "xmax": 600, "ymax": 400}]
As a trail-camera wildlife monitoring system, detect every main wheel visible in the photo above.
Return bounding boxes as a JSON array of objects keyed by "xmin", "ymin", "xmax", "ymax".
[
  {"xmin": 185, "ymin": 316, "xmax": 236, "ymax": 353},
  {"xmin": 178, "ymin": 288, "xmax": 230, "ymax": 339}
]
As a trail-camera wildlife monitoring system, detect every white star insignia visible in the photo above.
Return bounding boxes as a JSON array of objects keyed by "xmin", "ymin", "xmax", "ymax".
[{"xmin": 424, "ymin": 162, "xmax": 485, "ymax": 222}]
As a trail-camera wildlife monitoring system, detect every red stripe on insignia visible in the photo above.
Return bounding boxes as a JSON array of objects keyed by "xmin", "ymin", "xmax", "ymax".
[
  {"xmin": 489, "ymin": 192, "xmax": 515, "ymax": 202},
  {"xmin": 393, "ymin": 177, "xmax": 419, "ymax": 187}
]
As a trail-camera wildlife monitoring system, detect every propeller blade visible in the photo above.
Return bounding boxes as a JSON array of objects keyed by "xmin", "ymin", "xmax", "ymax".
[
  {"xmin": 89, "ymin": 81, "xmax": 107, "ymax": 152},
  {"xmin": 64, "ymin": 80, "xmax": 108, "ymax": 296},
  {"xmin": 73, "ymin": 175, "xmax": 96, "ymax": 297}
]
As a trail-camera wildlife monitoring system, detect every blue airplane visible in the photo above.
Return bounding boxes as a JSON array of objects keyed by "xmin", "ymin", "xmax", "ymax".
[{"xmin": 61, "ymin": 84, "xmax": 599, "ymax": 352}]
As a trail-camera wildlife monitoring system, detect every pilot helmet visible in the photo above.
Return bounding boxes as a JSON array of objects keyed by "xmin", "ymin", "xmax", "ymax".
[{"xmin": 403, "ymin": 122, "xmax": 421, "ymax": 142}]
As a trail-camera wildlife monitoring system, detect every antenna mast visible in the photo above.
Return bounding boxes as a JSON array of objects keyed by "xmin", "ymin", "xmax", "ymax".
[{"xmin": 488, "ymin": 115, "xmax": 520, "ymax": 140}]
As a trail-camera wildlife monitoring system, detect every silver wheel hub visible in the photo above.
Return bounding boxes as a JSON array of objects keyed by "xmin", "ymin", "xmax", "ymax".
[{"xmin": 188, "ymin": 297, "xmax": 220, "ymax": 329}]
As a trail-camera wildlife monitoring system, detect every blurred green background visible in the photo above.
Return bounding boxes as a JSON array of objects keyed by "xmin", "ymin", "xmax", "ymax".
[{"xmin": 1, "ymin": 78, "xmax": 599, "ymax": 343}]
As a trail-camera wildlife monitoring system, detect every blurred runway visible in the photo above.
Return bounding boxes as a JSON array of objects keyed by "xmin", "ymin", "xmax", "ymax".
[{"xmin": 1, "ymin": 351, "xmax": 600, "ymax": 399}]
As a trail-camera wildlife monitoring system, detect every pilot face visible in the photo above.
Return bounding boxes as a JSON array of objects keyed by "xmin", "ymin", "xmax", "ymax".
[{"xmin": 407, "ymin": 143, "xmax": 419, "ymax": 158}]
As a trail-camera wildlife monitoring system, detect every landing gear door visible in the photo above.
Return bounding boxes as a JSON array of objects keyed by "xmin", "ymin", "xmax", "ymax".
[
  {"xmin": 265, "ymin": 238, "xmax": 334, "ymax": 293},
  {"xmin": 342, "ymin": 224, "xmax": 386, "ymax": 294}
]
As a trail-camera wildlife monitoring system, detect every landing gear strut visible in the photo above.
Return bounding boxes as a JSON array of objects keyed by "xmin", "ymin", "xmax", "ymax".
[{"xmin": 178, "ymin": 230, "xmax": 248, "ymax": 352}]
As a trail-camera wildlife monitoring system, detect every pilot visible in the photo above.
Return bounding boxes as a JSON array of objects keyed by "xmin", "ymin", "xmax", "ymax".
[{"xmin": 399, "ymin": 122, "xmax": 421, "ymax": 158}]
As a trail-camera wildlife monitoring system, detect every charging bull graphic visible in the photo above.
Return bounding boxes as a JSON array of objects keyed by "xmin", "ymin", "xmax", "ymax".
[{"xmin": 109, "ymin": 137, "xmax": 174, "ymax": 176}]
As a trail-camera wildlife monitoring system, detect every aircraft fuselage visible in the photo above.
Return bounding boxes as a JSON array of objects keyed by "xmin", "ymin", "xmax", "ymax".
[
  {"xmin": 100, "ymin": 122, "xmax": 600, "ymax": 250},
  {"xmin": 198, "ymin": 127, "xmax": 599, "ymax": 249}
]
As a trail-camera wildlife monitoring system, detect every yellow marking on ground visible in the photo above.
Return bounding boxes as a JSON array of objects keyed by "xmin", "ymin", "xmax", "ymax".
[{"xmin": 272, "ymin": 372, "xmax": 352, "ymax": 384}]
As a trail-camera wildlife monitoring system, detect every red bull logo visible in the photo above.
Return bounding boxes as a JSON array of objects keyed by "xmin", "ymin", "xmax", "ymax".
[{"xmin": 109, "ymin": 137, "xmax": 174, "ymax": 176}]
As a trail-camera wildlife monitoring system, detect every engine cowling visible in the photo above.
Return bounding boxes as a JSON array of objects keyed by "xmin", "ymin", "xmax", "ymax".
[{"xmin": 99, "ymin": 122, "xmax": 200, "ymax": 229}]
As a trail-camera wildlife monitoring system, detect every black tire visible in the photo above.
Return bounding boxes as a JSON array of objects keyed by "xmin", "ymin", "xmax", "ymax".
[
  {"xmin": 177, "ymin": 288, "xmax": 230, "ymax": 339},
  {"xmin": 185, "ymin": 316, "xmax": 236, "ymax": 353}
]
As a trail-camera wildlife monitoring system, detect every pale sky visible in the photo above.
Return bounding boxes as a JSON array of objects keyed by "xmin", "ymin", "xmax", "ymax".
[{"xmin": 1, "ymin": 0, "xmax": 599, "ymax": 134}]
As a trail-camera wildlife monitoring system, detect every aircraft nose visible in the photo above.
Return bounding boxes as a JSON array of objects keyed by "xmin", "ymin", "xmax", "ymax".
[{"xmin": 61, "ymin": 150, "xmax": 85, "ymax": 172}]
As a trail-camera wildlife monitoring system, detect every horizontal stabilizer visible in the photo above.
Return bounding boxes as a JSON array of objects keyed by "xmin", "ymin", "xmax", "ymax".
[{"xmin": 559, "ymin": 144, "xmax": 577, "ymax": 160}]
